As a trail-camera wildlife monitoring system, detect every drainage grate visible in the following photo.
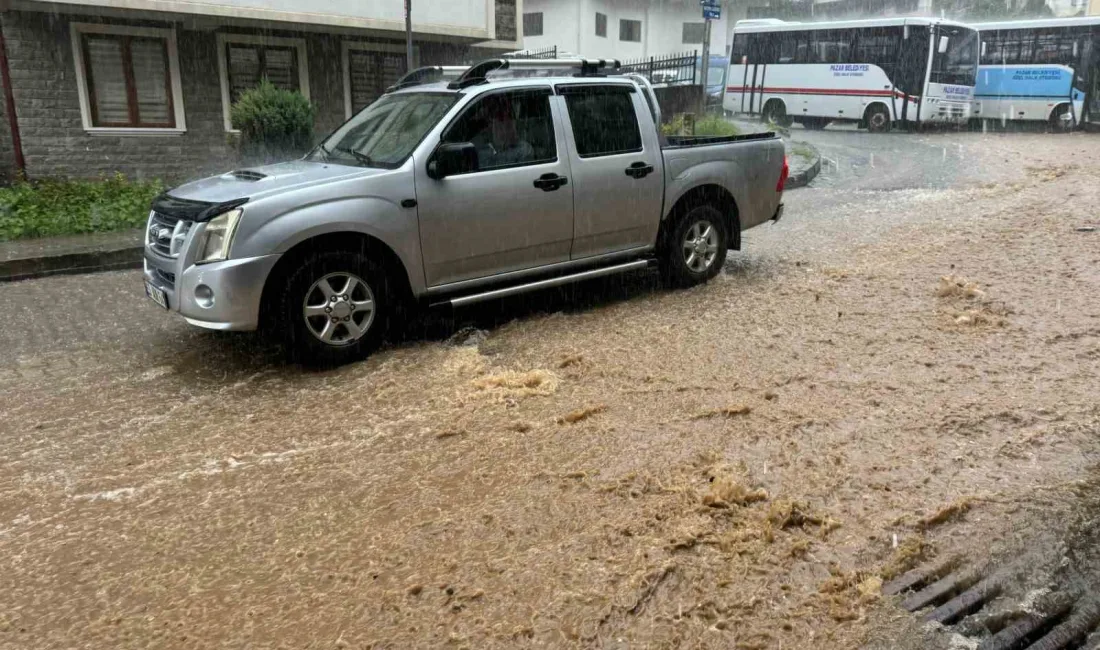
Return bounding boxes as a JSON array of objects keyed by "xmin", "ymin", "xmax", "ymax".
[{"xmin": 885, "ymin": 558, "xmax": 1100, "ymax": 650}]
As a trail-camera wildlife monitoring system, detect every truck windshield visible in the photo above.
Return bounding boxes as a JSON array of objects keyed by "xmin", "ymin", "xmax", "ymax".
[
  {"xmin": 930, "ymin": 28, "xmax": 979, "ymax": 87},
  {"xmin": 310, "ymin": 92, "xmax": 458, "ymax": 168}
]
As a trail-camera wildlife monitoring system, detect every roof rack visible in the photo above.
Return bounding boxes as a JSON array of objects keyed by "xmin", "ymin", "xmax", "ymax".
[
  {"xmin": 387, "ymin": 66, "xmax": 469, "ymax": 92},
  {"xmin": 446, "ymin": 58, "xmax": 621, "ymax": 90}
]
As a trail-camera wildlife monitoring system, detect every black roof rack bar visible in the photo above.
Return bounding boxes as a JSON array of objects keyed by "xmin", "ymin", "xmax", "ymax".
[
  {"xmin": 387, "ymin": 65, "xmax": 469, "ymax": 92},
  {"xmin": 447, "ymin": 58, "xmax": 622, "ymax": 89}
]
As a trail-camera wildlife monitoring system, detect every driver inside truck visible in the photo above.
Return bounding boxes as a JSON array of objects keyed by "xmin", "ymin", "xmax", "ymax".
[{"xmin": 470, "ymin": 96, "xmax": 534, "ymax": 168}]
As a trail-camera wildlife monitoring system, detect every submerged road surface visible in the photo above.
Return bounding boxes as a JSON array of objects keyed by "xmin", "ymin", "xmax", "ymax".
[{"xmin": 2, "ymin": 131, "xmax": 1099, "ymax": 649}]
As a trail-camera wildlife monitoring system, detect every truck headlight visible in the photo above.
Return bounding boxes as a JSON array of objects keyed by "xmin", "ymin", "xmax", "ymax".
[{"xmin": 198, "ymin": 208, "xmax": 243, "ymax": 263}]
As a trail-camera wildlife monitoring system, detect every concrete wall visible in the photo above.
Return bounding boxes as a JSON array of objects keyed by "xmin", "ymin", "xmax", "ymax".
[
  {"xmin": 0, "ymin": 10, "xmax": 470, "ymax": 183},
  {"xmin": 28, "ymin": 0, "xmax": 497, "ymax": 40},
  {"xmin": 522, "ymin": 0, "xmax": 742, "ymax": 60}
]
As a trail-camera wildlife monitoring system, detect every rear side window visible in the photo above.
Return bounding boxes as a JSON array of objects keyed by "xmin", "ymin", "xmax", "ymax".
[{"xmin": 561, "ymin": 86, "xmax": 642, "ymax": 158}]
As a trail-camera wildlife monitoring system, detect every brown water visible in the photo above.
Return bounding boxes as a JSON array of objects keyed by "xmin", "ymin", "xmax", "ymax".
[{"xmin": 1, "ymin": 134, "xmax": 1099, "ymax": 649}]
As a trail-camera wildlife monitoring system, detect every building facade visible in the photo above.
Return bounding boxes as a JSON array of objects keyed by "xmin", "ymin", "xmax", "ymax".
[
  {"xmin": 0, "ymin": 0, "xmax": 522, "ymax": 183},
  {"xmin": 520, "ymin": 0, "xmax": 745, "ymax": 62}
]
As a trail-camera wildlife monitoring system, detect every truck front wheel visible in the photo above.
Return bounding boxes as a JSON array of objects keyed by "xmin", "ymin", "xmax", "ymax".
[
  {"xmin": 660, "ymin": 205, "xmax": 729, "ymax": 287},
  {"xmin": 277, "ymin": 250, "xmax": 392, "ymax": 366}
]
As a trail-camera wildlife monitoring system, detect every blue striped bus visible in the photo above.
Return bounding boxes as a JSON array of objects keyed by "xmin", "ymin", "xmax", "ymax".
[{"xmin": 972, "ymin": 17, "xmax": 1100, "ymax": 130}]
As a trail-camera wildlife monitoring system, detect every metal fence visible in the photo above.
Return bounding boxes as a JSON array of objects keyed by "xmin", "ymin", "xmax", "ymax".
[
  {"xmin": 619, "ymin": 51, "xmax": 699, "ymax": 87},
  {"xmin": 503, "ymin": 46, "xmax": 559, "ymax": 59}
]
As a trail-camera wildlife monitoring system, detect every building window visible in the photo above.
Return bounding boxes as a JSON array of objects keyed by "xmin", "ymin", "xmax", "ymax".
[
  {"xmin": 216, "ymin": 34, "xmax": 308, "ymax": 132},
  {"xmin": 70, "ymin": 23, "xmax": 185, "ymax": 134},
  {"xmin": 495, "ymin": 0, "xmax": 517, "ymax": 41},
  {"xmin": 620, "ymin": 19, "xmax": 642, "ymax": 43},
  {"xmin": 523, "ymin": 13, "xmax": 544, "ymax": 37},
  {"xmin": 596, "ymin": 13, "xmax": 608, "ymax": 37},
  {"xmin": 342, "ymin": 42, "xmax": 409, "ymax": 118},
  {"xmin": 682, "ymin": 22, "xmax": 705, "ymax": 44}
]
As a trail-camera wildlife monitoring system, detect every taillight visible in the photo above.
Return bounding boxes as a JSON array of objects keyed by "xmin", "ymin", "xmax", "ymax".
[{"xmin": 777, "ymin": 155, "xmax": 789, "ymax": 193}]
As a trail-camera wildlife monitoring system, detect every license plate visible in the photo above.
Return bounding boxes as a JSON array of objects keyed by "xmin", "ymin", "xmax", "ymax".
[{"xmin": 144, "ymin": 281, "xmax": 169, "ymax": 310}]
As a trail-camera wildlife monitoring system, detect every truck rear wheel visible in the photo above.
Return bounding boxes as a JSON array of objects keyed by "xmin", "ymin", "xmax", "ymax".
[
  {"xmin": 276, "ymin": 250, "xmax": 391, "ymax": 366},
  {"xmin": 660, "ymin": 205, "xmax": 728, "ymax": 288}
]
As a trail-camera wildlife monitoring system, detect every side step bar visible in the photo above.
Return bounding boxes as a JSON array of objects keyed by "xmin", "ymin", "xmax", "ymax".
[{"xmin": 435, "ymin": 259, "xmax": 653, "ymax": 309}]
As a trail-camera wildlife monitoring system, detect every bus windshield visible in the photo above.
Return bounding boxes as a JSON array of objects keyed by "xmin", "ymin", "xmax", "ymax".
[{"xmin": 930, "ymin": 29, "xmax": 979, "ymax": 86}]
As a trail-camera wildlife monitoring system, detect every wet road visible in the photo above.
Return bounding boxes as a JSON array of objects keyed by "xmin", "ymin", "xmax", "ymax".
[
  {"xmin": 0, "ymin": 128, "xmax": 986, "ymax": 368},
  {"xmin": 2, "ymin": 131, "xmax": 1099, "ymax": 649}
]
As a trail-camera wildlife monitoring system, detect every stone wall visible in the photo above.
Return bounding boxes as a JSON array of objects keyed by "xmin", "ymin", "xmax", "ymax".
[{"xmin": 0, "ymin": 11, "xmax": 471, "ymax": 184}]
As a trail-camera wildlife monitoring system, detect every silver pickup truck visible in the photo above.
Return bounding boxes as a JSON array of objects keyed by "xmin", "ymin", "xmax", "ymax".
[{"xmin": 143, "ymin": 58, "xmax": 787, "ymax": 364}]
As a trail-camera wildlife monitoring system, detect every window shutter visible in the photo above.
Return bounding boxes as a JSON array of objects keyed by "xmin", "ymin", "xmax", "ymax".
[
  {"xmin": 130, "ymin": 38, "xmax": 172, "ymax": 126},
  {"xmin": 349, "ymin": 50, "xmax": 404, "ymax": 114},
  {"xmin": 228, "ymin": 45, "xmax": 262, "ymax": 103},
  {"xmin": 263, "ymin": 47, "xmax": 298, "ymax": 91},
  {"xmin": 85, "ymin": 36, "xmax": 130, "ymax": 125}
]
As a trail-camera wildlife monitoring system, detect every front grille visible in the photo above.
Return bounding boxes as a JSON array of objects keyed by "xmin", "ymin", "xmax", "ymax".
[
  {"xmin": 147, "ymin": 212, "xmax": 191, "ymax": 258},
  {"xmin": 152, "ymin": 268, "xmax": 176, "ymax": 289}
]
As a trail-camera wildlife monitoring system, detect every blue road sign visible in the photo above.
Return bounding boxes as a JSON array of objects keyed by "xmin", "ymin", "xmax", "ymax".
[{"xmin": 703, "ymin": 5, "xmax": 720, "ymax": 18}]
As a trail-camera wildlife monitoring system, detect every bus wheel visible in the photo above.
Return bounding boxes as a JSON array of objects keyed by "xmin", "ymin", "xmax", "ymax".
[
  {"xmin": 865, "ymin": 105, "xmax": 892, "ymax": 133},
  {"xmin": 1049, "ymin": 104, "xmax": 1074, "ymax": 133},
  {"xmin": 762, "ymin": 101, "xmax": 793, "ymax": 128}
]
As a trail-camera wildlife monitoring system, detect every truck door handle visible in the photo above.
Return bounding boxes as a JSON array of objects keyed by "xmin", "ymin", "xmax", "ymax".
[
  {"xmin": 533, "ymin": 173, "xmax": 568, "ymax": 191},
  {"xmin": 625, "ymin": 162, "xmax": 655, "ymax": 179}
]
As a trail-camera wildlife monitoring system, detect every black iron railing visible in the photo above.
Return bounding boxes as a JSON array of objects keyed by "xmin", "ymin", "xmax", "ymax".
[
  {"xmin": 620, "ymin": 51, "xmax": 698, "ymax": 86},
  {"xmin": 505, "ymin": 46, "xmax": 559, "ymax": 59}
]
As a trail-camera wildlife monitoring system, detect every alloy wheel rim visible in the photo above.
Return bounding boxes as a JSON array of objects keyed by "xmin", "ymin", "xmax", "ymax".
[
  {"xmin": 682, "ymin": 220, "xmax": 718, "ymax": 273},
  {"xmin": 302, "ymin": 272, "xmax": 375, "ymax": 346}
]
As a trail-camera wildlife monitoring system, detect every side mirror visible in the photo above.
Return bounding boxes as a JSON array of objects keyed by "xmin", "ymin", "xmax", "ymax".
[
  {"xmin": 938, "ymin": 36, "xmax": 949, "ymax": 54},
  {"xmin": 427, "ymin": 142, "xmax": 478, "ymax": 179}
]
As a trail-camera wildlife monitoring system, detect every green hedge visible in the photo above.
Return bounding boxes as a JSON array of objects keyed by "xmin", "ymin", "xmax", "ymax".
[
  {"xmin": 230, "ymin": 80, "xmax": 316, "ymax": 161},
  {"xmin": 661, "ymin": 114, "xmax": 740, "ymax": 137},
  {"xmin": 0, "ymin": 174, "xmax": 163, "ymax": 242}
]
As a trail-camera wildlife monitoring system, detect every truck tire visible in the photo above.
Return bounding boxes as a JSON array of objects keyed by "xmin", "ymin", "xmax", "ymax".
[
  {"xmin": 276, "ymin": 250, "xmax": 391, "ymax": 366},
  {"xmin": 660, "ymin": 205, "xmax": 728, "ymax": 288}
]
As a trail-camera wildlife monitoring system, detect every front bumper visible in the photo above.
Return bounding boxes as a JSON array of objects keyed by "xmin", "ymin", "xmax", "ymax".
[
  {"xmin": 922, "ymin": 98, "xmax": 971, "ymax": 124},
  {"xmin": 144, "ymin": 249, "xmax": 280, "ymax": 331}
]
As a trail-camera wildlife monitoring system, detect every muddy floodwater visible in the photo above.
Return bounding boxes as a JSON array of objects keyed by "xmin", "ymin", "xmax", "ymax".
[{"xmin": 1, "ymin": 133, "xmax": 1099, "ymax": 649}]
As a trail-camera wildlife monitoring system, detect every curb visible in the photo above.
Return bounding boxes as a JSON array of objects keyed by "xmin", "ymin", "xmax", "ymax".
[
  {"xmin": 785, "ymin": 141, "xmax": 822, "ymax": 190},
  {"xmin": 0, "ymin": 244, "xmax": 144, "ymax": 283}
]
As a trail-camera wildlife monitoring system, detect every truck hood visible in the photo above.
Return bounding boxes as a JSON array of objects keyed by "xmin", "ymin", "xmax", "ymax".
[{"xmin": 167, "ymin": 160, "xmax": 384, "ymax": 207}]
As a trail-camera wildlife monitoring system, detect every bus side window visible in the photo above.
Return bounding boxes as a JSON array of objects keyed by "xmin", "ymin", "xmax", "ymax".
[
  {"xmin": 730, "ymin": 33, "xmax": 748, "ymax": 64},
  {"xmin": 778, "ymin": 32, "xmax": 801, "ymax": 64},
  {"xmin": 855, "ymin": 27, "xmax": 899, "ymax": 74},
  {"xmin": 980, "ymin": 33, "xmax": 1001, "ymax": 65},
  {"xmin": 818, "ymin": 30, "xmax": 852, "ymax": 64},
  {"xmin": 749, "ymin": 32, "xmax": 779, "ymax": 64}
]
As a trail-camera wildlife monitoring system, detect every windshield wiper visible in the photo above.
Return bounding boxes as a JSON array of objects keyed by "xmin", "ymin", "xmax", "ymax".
[
  {"xmin": 336, "ymin": 147, "xmax": 376, "ymax": 167},
  {"xmin": 313, "ymin": 142, "xmax": 332, "ymax": 161}
]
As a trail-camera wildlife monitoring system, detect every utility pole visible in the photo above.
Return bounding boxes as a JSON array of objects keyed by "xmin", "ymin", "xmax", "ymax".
[
  {"xmin": 700, "ymin": 18, "xmax": 712, "ymax": 113},
  {"xmin": 405, "ymin": 0, "xmax": 414, "ymax": 72},
  {"xmin": 700, "ymin": 0, "xmax": 720, "ymax": 113}
]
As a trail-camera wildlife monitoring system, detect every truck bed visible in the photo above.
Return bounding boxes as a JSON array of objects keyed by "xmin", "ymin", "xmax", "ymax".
[{"xmin": 663, "ymin": 131, "xmax": 777, "ymax": 149}]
